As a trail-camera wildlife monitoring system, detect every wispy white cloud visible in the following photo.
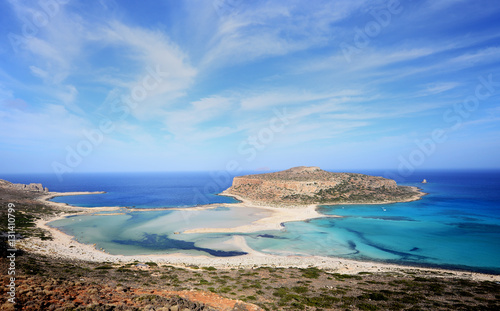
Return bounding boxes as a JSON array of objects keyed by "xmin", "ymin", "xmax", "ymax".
[
  {"xmin": 99, "ymin": 21, "xmax": 197, "ymax": 120},
  {"xmin": 416, "ymin": 82, "xmax": 461, "ymax": 97},
  {"xmin": 448, "ymin": 46, "xmax": 500, "ymax": 66},
  {"xmin": 6, "ymin": 1, "xmax": 197, "ymax": 120},
  {"xmin": 379, "ymin": 46, "xmax": 500, "ymax": 85},
  {"xmin": 0, "ymin": 83, "xmax": 13, "ymax": 100},
  {"xmin": 202, "ymin": 0, "xmax": 367, "ymax": 68},
  {"xmin": 5, "ymin": 0, "xmax": 91, "ymax": 116},
  {"xmin": 162, "ymin": 96, "xmax": 236, "ymax": 141},
  {"xmin": 239, "ymin": 89, "xmax": 361, "ymax": 110},
  {"xmin": 0, "ymin": 102, "xmax": 90, "ymax": 149}
]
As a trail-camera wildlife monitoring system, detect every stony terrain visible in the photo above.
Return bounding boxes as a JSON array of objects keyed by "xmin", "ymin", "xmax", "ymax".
[
  {"xmin": 222, "ymin": 167, "xmax": 423, "ymax": 205},
  {"xmin": 0, "ymin": 273, "xmax": 259, "ymax": 311},
  {"xmin": 1, "ymin": 252, "xmax": 499, "ymax": 311}
]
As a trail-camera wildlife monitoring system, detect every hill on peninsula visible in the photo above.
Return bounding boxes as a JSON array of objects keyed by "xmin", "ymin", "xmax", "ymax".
[{"xmin": 221, "ymin": 166, "xmax": 424, "ymax": 205}]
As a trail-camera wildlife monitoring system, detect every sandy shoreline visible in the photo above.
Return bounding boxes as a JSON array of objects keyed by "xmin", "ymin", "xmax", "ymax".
[
  {"xmin": 19, "ymin": 190, "xmax": 499, "ymax": 282},
  {"xmin": 184, "ymin": 199, "xmax": 339, "ymax": 234}
]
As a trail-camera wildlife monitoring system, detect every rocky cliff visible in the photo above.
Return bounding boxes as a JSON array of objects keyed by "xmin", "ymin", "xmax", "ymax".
[
  {"xmin": 222, "ymin": 166, "xmax": 422, "ymax": 205},
  {"xmin": 0, "ymin": 179, "xmax": 48, "ymax": 192}
]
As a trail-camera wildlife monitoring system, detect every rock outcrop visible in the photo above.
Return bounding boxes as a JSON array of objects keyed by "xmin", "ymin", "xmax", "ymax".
[
  {"xmin": 222, "ymin": 166, "xmax": 422, "ymax": 205},
  {"xmin": 0, "ymin": 180, "xmax": 49, "ymax": 192}
]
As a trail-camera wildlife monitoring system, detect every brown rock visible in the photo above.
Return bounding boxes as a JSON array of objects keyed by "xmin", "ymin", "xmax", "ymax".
[
  {"xmin": 222, "ymin": 166, "xmax": 420, "ymax": 205},
  {"xmin": 0, "ymin": 303, "xmax": 15, "ymax": 311},
  {"xmin": 0, "ymin": 180, "xmax": 48, "ymax": 192}
]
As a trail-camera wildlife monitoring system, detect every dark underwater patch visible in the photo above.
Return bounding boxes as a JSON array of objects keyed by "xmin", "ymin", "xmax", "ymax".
[
  {"xmin": 343, "ymin": 228, "xmax": 429, "ymax": 261},
  {"xmin": 451, "ymin": 215, "xmax": 480, "ymax": 222},
  {"xmin": 113, "ymin": 233, "xmax": 247, "ymax": 257},
  {"xmin": 361, "ymin": 216, "xmax": 417, "ymax": 221},
  {"xmin": 346, "ymin": 240, "xmax": 360, "ymax": 254},
  {"xmin": 253, "ymin": 233, "xmax": 287, "ymax": 240},
  {"xmin": 447, "ymin": 222, "xmax": 500, "ymax": 233},
  {"xmin": 213, "ymin": 206, "xmax": 231, "ymax": 211},
  {"xmin": 347, "ymin": 240, "xmax": 356, "ymax": 250},
  {"xmin": 258, "ymin": 234, "xmax": 275, "ymax": 238}
]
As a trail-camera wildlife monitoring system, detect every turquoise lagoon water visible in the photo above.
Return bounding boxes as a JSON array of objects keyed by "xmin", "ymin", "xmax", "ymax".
[
  {"xmin": 49, "ymin": 206, "xmax": 269, "ymax": 256},
  {"xmin": 3, "ymin": 170, "xmax": 500, "ymax": 273}
]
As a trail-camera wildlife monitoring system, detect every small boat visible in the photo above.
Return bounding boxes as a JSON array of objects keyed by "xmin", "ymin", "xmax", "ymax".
[{"xmin": 422, "ymin": 179, "xmax": 427, "ymax": 184}]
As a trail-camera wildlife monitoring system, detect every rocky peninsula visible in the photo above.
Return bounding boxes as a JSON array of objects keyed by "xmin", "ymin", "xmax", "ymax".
[
  {"xmin": 0, "ymin": 179, "xmax": 49, "ymax": 193},
  {"xmin": 221, "ymin": 166, "xmax": 424, "ymax": 206},
  {"xmin": 185, "ymin": 167, "xmax": 424, "ymax": 234}
]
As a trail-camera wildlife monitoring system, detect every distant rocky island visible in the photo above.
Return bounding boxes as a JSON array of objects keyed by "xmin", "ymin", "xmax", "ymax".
[{"xmin": 222, "ymin": 166, "xmax": 424, "ymax": 205}]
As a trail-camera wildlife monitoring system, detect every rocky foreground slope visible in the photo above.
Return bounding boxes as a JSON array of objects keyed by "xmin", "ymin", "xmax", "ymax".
[{"xmin": 222, "ymin": 166, "xmax": 423, "ymax": 205}]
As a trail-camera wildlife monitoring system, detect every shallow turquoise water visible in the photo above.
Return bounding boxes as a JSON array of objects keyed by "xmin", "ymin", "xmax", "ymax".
[{"xmin": 50, "ymin": 206, "xmax": 269, "ymax": 256}]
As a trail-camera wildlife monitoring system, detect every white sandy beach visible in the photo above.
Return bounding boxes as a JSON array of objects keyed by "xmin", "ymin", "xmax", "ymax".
[
  {"xmin": 19, "ymin": 191, "xmax": 500, "ymax": 282},
  {"xmin": 184, "ymin": 202, "xmax": 338, "ymax": 234}
]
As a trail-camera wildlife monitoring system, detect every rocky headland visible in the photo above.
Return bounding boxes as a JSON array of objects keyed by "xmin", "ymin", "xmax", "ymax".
[
  {"xmin": 0, "ymin": 179, "xmax": 49, "ymax": 193},
  {"xmin": 221, "ymin": 166, "xmax": 424, "ymax": 206}
]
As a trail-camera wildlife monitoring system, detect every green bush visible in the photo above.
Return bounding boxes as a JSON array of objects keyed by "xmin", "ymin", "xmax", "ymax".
[
  {"xmin": 301, "ymin": 267, "xmax": 321, "ymax": 279},
  {"xmin": 202, "ymin": 266, "xmax": 217, "ymax": 271}
]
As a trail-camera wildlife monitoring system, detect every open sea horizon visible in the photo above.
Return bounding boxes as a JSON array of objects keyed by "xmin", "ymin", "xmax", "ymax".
[{"xmin": 2, "ymin": 169, "xmax": 500, "ymax": 274}]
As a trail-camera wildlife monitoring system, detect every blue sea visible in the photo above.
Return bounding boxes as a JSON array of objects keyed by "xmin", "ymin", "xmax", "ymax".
[{"xmin": 3, "ymin": 170, "xmax": 500, "ymax": 274}]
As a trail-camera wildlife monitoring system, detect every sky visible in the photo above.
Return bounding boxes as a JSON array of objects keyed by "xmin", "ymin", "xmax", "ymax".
[{"xmin": 1, "ymin": 0, "xmax": 500, "ymax": 177}]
